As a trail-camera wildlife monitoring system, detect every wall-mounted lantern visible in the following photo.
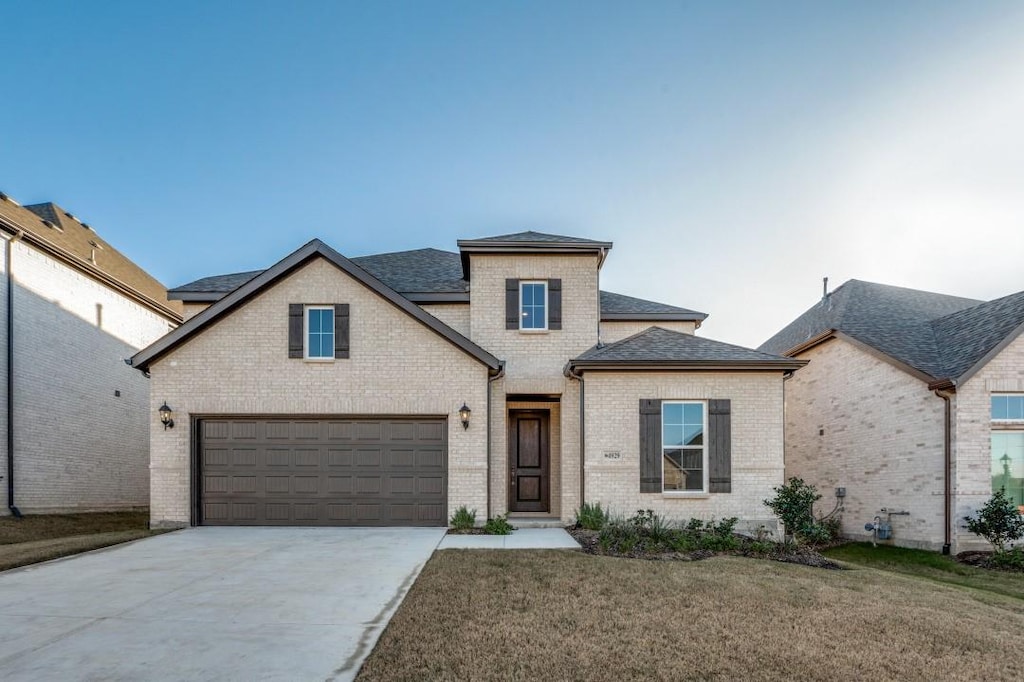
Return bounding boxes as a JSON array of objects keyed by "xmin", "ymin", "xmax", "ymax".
[
  {"xmin": 458, "ymin": 403, "xmax": 472, "ymax": 430},
  {"xmin": 159, "ymin": 402, "xmax": 175, "ymax": 430}
]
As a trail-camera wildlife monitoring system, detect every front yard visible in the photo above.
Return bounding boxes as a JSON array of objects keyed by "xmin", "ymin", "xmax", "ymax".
[
  {"xmin": 0, "ymin": 511, "xmax": 165, "ymax": 571},
  {"xmin": 358, "ymin": 549, "xmax": 1024, "ymax": 681}
]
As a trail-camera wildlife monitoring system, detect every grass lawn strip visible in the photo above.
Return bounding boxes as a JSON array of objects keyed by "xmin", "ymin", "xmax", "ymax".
[
  {"xmin": 824, "ymin": 542, "xmax": 1024, "ymax": 602},
  {"xmin": 0, "ymin": 512, "xmax": 166, "ymax": 571},
  {"xmin": 358, "ymin": 550, "xmax": 1024, "ymax": 682}
]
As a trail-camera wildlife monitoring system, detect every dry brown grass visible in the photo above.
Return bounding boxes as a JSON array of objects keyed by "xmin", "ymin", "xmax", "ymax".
[
  {"xmin": 0, "ymin": 512, "xmax": 164, "ymax": 571},
  {"xmin": 358, "ymin": 550, "xmax": 1024, "ymax": 682}
]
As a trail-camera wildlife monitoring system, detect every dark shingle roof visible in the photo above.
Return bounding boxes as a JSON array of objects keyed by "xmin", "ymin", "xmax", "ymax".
[
  {"xmin": 572, "ymin": 326, "xmax": 804, "ymax": 368},
  {"xmin": 600, "ymin": 291, "xmax": 706, "ymax": 319},
  {"xmin": 0, "ymin": 196, "xmax": 180, "ymax": 318},
  {"xmin": 462, "ymin": 231, "xmax": 610, "ymax": 244},
  {"xmin": 759, "ymin": 279, "xmax": 1024, "ymax": 382},
  {"xmin": 171, "ymin": 270, "xmax": 264, "ymax": 294}
]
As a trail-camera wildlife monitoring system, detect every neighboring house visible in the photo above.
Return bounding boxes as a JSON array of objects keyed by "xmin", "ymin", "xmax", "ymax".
[
  {"xmin": 0, "ymin": 191, "xmax": 182, "ymax": 515},
  {"xmin": 760, "ymin": 279, "xmax": 1024, "ymax": 553},
  {"xmin": 131, "ymin": 232, "xmax": 804, "ymax": 531}
]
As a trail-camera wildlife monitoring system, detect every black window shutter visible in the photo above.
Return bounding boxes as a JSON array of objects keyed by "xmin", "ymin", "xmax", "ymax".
[
  {"xmin": 547, "ymin": 278, "xmax": 562, "ymax": 330},
  {"xmin": 505, "ymin": 278, "xmax": 520, "ymax": 329},
  {"xmin": 708, "ymin": 399, "xmax": 732, "ymax": 493},
  {"xmin": 639, "ymin": 399, "xmax": 662, "ymax": 493},
  {"xmin": 288, "ymin": 304, "xmax": 304, "ymax": 358},
  {"xmin": 334, "ymin": 304, "xmax": 350, "ymax": 359}
]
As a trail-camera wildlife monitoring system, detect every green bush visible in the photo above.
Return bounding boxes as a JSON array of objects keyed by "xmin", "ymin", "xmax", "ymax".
[
  {"xmin": 764, "ymin": 477, "xmax": 822, "ymax": 543},
  {"xmin": 965, "ymin": 489, "xmax": 1024, "ymax": 553},
  {"xmin": 988, "ymin": 547, "xmax": 1024, "ymax": 571},
  {"xmin": 575, "ymin": 502, "xmax": 609, "ymax": 530},
  {"xmin": 483, "ymin": 514, "xmax": 514, "ymax": 535},
  {"xmin": 449, "ymin": 506, "xmax": 477, "ymax": 531}
]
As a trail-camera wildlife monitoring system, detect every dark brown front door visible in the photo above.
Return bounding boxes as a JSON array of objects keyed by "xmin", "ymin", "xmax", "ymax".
[{"xmin": 508, "ymin": 410, "xmax": 550, "ymax": 512}]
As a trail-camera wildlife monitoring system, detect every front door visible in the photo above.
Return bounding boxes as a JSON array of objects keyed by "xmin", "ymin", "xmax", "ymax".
[{"xmin": 508, "ymin": 410, "xmax": 550, "ymax": 512}]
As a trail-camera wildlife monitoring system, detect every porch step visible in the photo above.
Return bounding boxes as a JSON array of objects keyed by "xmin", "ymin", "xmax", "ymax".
[{"xmin": 507, "ymin": 516, "xmax": 565, "ymax": 529}]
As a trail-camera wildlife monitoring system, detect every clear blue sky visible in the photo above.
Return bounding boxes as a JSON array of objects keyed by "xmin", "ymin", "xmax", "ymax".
[{"xmin": 3, "ymin": 1, "xmax": 1023, "ymax": 346}]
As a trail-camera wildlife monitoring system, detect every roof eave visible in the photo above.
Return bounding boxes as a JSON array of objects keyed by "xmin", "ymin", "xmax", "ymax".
[
  {"xmin": 569, "ymin": 359, "xmax": 808, "ymax": 372},
  {"xmin": 600, "ymin": 312, "xmax": 708, "ymax": 322}
]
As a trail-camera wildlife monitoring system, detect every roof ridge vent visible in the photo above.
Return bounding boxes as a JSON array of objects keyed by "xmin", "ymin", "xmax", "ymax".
[
  {"xmin": 41, "ymin": 219, "xmax": 63, "ymax": 232},
  {"xmin": 0, "ymin": 191, "xmax": 20, "ymax": 206}
]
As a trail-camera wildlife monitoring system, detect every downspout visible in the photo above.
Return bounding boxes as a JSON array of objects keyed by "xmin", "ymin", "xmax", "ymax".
[
  {"xmin": 934, "ymin": 387, "xmax": 954, "ymax": 555},
  {"xmin": 564, "ymin": 362, "xmax": 585, "ymax": 509},
  {"xmin": 486, "ymin": 362, "xmax": 506, "ymax": 520},
  {"xmin": 5, "ymin": 230, "xmax": 23, "ymax": 518}
]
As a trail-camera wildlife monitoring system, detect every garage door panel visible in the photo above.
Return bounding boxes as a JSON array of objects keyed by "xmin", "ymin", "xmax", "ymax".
[{"xmin": 200, "ymin": 418, "xmax": 447, "ymax": 526}]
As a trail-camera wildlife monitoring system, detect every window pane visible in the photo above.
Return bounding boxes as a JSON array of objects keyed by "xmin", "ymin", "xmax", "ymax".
[
  {"xmin": 663, "ymin": 424, "xmax": 684, "ymax": 447},
  {"xmin": 663, "ymin": 403, "xmax": 683, "ymax": 425},
  {"xmin": 1011, "ymin": 396, "xmax": 1024, "ymax": 421},
  {"xmin": 683, "ymin": 403, "xmax": 703, "ymax": 425},
  {"xmin": 309, "ymin": 310, "xmax": 321, "ymax": 334},
  {"xmin": 684, "ymin": 425, "xmax": 703, "ymax": 446},
  {"xmin": 663, "ymin": 450, "xmax": 683, "ymax": 491},
  {"xmin": 992, "ymin": 396, "xmax": 1008, "ymax": 420},
  {"xmin": 992, "ymin": 432, "xmax": 1024, "ymax": 508}
]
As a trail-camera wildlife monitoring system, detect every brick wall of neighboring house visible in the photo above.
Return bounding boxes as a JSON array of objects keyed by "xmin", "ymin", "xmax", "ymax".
[
  {"xmin": 2, "ymin": 238, "xmax": 169, "ymax": 514},
  {"xmin": 181, "ymin": 302, "xmax": 209, "ymax": 321},
  {"xmin": 954, "ymin": 331, "xmax": 1024, "ymax": 551},
  {"xmin": 468, "ymin": 254, "xmax": 600, "ymax": 380},
  {"xmin": 147, "ymin": 257, "xmax": 490, "ymax": 527},
  {"xmin": 784, "ymin": 338, "xmax": 947, "ymax": 549},
  {"xmin": 420, "ymin": 303, "xmax": 471, "ymax": 338},
  {"xmin": 599, "ymin": 320, "xmax": 696, "ymax": 344},
  {"xmin": 582, "ymin": 370, "xmax": 785, "ymax": 535}
]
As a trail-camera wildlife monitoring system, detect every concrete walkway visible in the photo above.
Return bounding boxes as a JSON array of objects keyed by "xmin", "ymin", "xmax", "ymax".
[
  {"xmin": 0, "ymin": 527, "xmax": 445, "ymax": 682},
  {"xmin": 437, "ymin": 527, "xmax": 580, "ymax": 549}
]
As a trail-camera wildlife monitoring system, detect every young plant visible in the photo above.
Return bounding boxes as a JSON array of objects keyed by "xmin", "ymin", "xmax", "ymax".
[
  {"xmin": 964, "ymin": 489, "xmax": 1024, "ymax": 553},
  {"xmin": 449, "ymin": 506, "xmax": 477, "ymax": 531},
  {"xmin": 575, "ymin": 502, "xmax": 609, "ymax": 530},
  {"xmin": 483, "ymin": 514, "xmax": 515, "ymax": 535},
  {"xmin": 764, "ymin": 477, "xmax": 821, "ymax": 543}
]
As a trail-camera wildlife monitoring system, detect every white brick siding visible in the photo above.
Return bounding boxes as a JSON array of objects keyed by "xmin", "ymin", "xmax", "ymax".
[
  {"xmin": 148, "ymin": 257, "xmax": 489, "ymax": 527},
  {"xmin": 421, "ymin": 303, "xmax": 470, "ymax": 338},
  {"xmin": 599, "ymin": 320, "xmax": 696, "ymax": 344}
]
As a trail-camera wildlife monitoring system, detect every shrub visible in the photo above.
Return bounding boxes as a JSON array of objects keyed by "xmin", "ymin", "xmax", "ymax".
[
  {"xmin": 989, "ymin": 547, "xmax": 1024, "ymax": 571},
  {"xmin": 575, "ymin": 502, "xmax": 609, "ymax": 530},
  {"xmin": 483, "ymin": 514, "xmax": 514, "ymax": 535},
  {"xmin": 449, "ymin": 506, "xmax": 477, "ymax": 531},
  {"xmin": 764, "ymin": 477, "xmax": 822, "ymax": 543},
  {"xmin": 964, "ymin": 489, "xmax": 1024, "ymax": 553}
]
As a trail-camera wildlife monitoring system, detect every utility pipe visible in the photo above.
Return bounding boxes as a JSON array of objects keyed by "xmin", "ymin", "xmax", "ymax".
[
  {"xmin": 5, "ymin": 230, "xmax": 23, "ymax": 518},
  {"xmin": 934, "ymin": 388, "xmax": 954, "ymax": 555},
  {"xmin": 486, "ymin": 362, "xmax": 506, "ymax": 520}
]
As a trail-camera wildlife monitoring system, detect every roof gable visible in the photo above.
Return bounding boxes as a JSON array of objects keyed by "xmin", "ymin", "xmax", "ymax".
[{"xmin": 131, "ymin": 239, "xmax": 501, "ymax": 372}]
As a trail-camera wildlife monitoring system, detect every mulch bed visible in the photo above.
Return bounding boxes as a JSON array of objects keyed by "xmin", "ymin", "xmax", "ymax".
[
  {"xmin": 567, "ymin": 527, "xmax": 844, "ymax": 570},
  {"xmin": 956, "ymin": 550, "xmax": 1024, "ymax": 573}
]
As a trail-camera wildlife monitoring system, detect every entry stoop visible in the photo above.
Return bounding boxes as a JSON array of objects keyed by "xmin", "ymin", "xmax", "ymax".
[{"xmin": 507, "ymin": 516, "xmax": 565, "ymax": 529}]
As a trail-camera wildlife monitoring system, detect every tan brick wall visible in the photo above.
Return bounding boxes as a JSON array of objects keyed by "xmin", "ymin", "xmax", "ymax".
[
  {"xmin": 599, "ymin": 320, "xmax": 696, "ymax": 344},
  {"xmin": 468, "ymin": 254, "xmax": 600, "ymax": 380},
  {"xmin": 784, "ymin": 339, "xmax": 947, "ymax": 549},
  {"xmin": 181, "ymin": 302, "xmax": 210, "ymax": 321},
  {"xmin": 582, "ymin": 371, "xmax": 785, "ymax": 534},
  {"xmin": 420, "ymin": 303, "xmax": 470, "ymax": 338},
  {"xmin": 955, "ymin": 332, "xmax": 1024, "ymax": 551},
  {"xmin": 148, "ymin": 257, "xmax": 489, "ymax": 527}
]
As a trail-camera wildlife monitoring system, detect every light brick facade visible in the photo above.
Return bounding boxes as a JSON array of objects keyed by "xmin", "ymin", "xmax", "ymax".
[
  {"xmin": 600, "ymin": 320, "xmax": 696, "ymax": 344},
  {"xmin": 784, "ymin": 333, "xmax": 1024, "ymax": 553},
  {"xmin": 2, "ymin": 236, "xmax": 174, "ymax": 514}
]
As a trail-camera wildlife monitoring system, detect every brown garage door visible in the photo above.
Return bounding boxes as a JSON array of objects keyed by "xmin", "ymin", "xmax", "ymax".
[{"xmin": 198, "ymin": 418, "xmax": 447, "ymax": 526}]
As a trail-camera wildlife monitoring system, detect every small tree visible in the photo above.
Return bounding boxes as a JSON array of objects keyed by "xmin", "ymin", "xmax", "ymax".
[
  {"xmin": 964, "ymin": 489, "xmax": 1024, "ymax": 553},
  {"xmin": 764, "ymin": 477, "xmax": 821, "ymax": 543}
]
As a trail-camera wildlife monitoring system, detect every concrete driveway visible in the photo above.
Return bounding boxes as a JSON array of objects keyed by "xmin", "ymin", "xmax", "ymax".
[{"xmin": 0, "ymin": 526, "xmax": 446, "ymax": 681}]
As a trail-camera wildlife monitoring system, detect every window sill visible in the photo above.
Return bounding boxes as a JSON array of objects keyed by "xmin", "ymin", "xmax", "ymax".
[
  {"xmin": 518, "ymin": 329, "xmax": 550, "ymax": 335},
  {"xmin": 662, "ymin": 492, "xmax": 710, "ymax": 499},
  {"xmin": 303, "ymin": 357, "xmax": 335, "ymax": 363}
]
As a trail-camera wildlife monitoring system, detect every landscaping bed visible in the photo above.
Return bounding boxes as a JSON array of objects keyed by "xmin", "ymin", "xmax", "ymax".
[
  {"xmin": 0, "ymin": 511, "xmax": 168, "ymax": 572},
  {"xmin": 957, "ymin": 549, "xmax": 1024, "ymax": 573}
]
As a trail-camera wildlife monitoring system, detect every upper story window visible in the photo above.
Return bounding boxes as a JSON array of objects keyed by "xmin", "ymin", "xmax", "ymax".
[
  {"xmin": 520, "ymin": 281, "xmax": 547, "ymax": 330},
  {"xmin": 662, "ymin": 401, "xmax": 706, "ymax": 493},
  {"xmin": 992, "ymin": 395, "xmax": 1024, "ymax": 421},
  {"xmin": 305, "ymin": 306, "xmax": 335, "ymax": 360}
]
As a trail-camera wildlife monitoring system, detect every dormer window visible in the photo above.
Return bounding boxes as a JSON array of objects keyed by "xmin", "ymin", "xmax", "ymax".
[{"xmin": 520, "ymin": 281, "xmax": 548, "ymax": 330}]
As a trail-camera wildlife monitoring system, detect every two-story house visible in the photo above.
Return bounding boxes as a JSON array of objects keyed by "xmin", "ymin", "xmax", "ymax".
[
  {"xmin": 1, "ymin": 191, "xmax": 181, "ymax": 516},
  {"xmin": 130, "ymin": 233, "xmax": 803, "ymax": 530}
]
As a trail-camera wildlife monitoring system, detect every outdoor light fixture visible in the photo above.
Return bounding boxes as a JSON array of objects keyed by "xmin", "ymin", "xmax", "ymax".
[
  {"xmin": 458, "ymin": 403, "xmax": 472, "ymax": 430},
  {"xmin": 159, "ymin": 402, "xmax": 175, "ymax": 430}
]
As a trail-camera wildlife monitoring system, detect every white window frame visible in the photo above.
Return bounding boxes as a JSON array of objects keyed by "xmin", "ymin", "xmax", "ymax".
[
  {"xmin": 661, "ymin": 400, "xmax": 709, "ymax": 495},
  {"xmin": 991, "ymin": 394, "xmax": 1024, "ymax": 423},
  {"xmin": 519, "ymin": 280, "xmax": 548, "ymax": 332},
  {"xmin": 304, "ymin": 305, "xmax": 335, "ymax": 361}
]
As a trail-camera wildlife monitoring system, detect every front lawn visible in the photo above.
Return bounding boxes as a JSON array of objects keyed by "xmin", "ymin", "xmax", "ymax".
[
  {"xmin": 0, "ymin": 511, "xmax": 166, "ymax": 571},
  {"xmin": 823, "ymin": 542, "xmax": 1024, "ymax": 601},
  {"xmin": 357, "ymin": 550, "xmax": 1024, "ymax": 681}
]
